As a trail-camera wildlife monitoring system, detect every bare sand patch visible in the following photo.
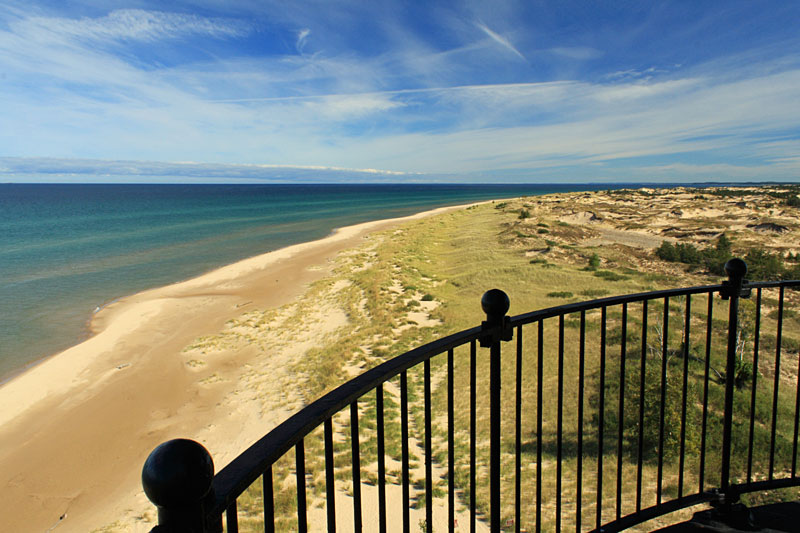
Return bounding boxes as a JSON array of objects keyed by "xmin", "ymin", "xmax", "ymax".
[{"xmin": 582, "ymin": 226, "xmax": 668, "ymax": 249}]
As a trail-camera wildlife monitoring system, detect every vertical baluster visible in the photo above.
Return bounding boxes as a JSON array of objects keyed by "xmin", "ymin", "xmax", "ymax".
[
  {"xmin": 263, "ymin": 466, "xmax": 274, "ymax": 533},
  {"xmin": 351, "ymin": 401, "xmax": 362, "ymax": 530},
  {"xmin": 747, "ymin": 289, "xmax": 762, "ymax": 483},
  {"xmin": 769, "ymin": 286, "xmax": 785, "ymax": 480},
  {"xmin": 678, "ymin": 295, "xmax": 691, "ymax": 498},
  {"xmin": 793, "ymin": 294, "xmax": 800, "ymax": 477},
  {"xmin": 515, "ymin": 327, "xmax": 522, "ymax": 533},
  {"xmin": 720, "ymin": 258, "xmax": 746, "ymax": 501},
  {"xmin": 616, "ymin": 303, "xmax": 627, "ymax": 520},
  {"xmin": 424, "ymin": 359, "xmax": 433, "ymax": 532},
  {"xmin": 596, "ymin": 307, "xmax": 607, "ymax": 530},
  {"xmin": 577, "ymin": 311, "xmax": 586, "ymax": 533},
  {"xmin": 401, "ymin": 371, "xmax": 410, "ymax": 532},
  {"xmin": 227, "ymin": 500, "xmax": 239, "ymax": 533},
  {"xmin": 448, "ymin": 349, "xmax": 455, "ymax": 533},
  {"xmin": 636, "ymin": 299, "xmax": 648, "ymax": 512},
  {"xmin": 470, "ymin": 340, "xmax": 477, "ymax": 533},
  {"xmin": 699, "ymin": 293, "xmax": 713, "ymax": 493},
  {"xmin": 296, "ymin": 440, "xmax": 307, "ymax": 533},
  {"xmin": 657, "ymin": 297, "xmax": 670, "ymax": 505},
  {"xmin": 537, "ymin": 320, "xmax": 544, "ymax": 533},
  {"xmin": 481, "ymin": 289, "xmax": 510, "ymax": 533},
  {"xmin": 556, "ymin": 315, "xmax": 565, "ymax": 531},
  {"xmin": 324, "ymin": 418, "xmax": 336, "ymax": 532},
  {"xmin": 377, "ymin": 385, "xmax": 387, "ymax": 533}
]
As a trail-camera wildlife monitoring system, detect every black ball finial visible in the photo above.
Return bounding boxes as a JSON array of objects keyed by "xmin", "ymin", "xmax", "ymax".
[
  {"xmin": 724, "ymin": 258, "xmax": 747, "ymax": 281},
  {"xmin": 482, "ymin": 289, "xmax": 510, "ymax": 319},
  {"xmin": 142, "ymin": 439, "xmax": 214, "ymax": 509}
]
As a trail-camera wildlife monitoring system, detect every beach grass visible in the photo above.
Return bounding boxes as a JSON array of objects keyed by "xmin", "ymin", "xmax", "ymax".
[{"xmin": 196, "ymin": 187, "xmax": 800, "ymax": 531}]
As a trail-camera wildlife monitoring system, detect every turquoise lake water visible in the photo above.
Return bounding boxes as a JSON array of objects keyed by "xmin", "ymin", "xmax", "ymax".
[{"xmin": 0, "ymin": 182, "xmax": 634, "ymax": 380}]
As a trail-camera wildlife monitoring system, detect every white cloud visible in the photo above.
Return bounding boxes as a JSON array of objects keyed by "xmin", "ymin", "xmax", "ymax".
[
  {"xmin": 0, "ymin": 157, "xmax": 409, "ymax": 181},
  {"xmin": 475, "ymin": 21, "xmax": 525, "ymax": 61},
  {"xmin": 296, "ymin": 28, "xmax": 311, "ymax": 53},
  {"xmin": 11, "ymin": 9, "xmax": 248, "ymax": 44},
  {"xmin": 304, "ymin": 93, "xmax": 404, "ymax": 118},
  {"xmin": 1, "ymin": 4, "xmax": 799, "ymax": 183},
  {"xmin": 591, "ymin": 78, "xmax": 700, "ymax": 102}
]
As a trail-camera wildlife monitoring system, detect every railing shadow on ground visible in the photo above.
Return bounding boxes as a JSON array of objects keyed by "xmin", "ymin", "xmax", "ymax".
[{"xmin": 142, "ymin": 259, "xmax": 800, "ymax": 532}]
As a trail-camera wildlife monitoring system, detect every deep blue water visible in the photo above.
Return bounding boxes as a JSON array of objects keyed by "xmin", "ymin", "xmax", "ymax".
[{"xmin": 0, "ymin": 182, "xmax": 635, "ymax": 379}]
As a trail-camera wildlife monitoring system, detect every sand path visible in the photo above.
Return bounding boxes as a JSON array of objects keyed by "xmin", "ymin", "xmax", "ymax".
[{"xmin": 0, "ymin": 204, "xmax": 474, "ymax": 532}]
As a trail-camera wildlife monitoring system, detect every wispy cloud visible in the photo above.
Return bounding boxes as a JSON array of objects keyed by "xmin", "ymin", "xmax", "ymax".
[
  {"xmin": 1, "ymin": 2, "xmax": 799, "ymax": 183},
  {"xmin": 0, "ymin": 157, "xmax": 409, "ymax": 182},
  {"xmin": 475, "ymin": 21, "xmax": 525, "ymax": 61},
  {"xmin": 12, "ymin": 9, "xmax": 249, "ymax": 44},
  {"xmin": 296, "ymin": 28, "xmax": 311, "ymax": 53}
]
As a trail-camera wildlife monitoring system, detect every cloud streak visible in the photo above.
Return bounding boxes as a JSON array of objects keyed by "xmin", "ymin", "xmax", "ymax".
[
  {"xmin": 475, "ymin": 21, "xmax": 526, "ymax": 61},
  {"xmin": 1, "ymin": 2, "xmax": 799, "ymax": 183},
  {"xmin": 12, "ymin": 9, "xmax": 249, "ymax": 44},
  {"xmin": 0, "ymin": 157, "xmax": 409, "ymax": 183}
]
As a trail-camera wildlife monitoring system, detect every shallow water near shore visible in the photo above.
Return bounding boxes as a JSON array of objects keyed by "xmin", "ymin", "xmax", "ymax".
[{"xmin": 0, "ymin": 182, "xmax": 638, "ymax": 379}]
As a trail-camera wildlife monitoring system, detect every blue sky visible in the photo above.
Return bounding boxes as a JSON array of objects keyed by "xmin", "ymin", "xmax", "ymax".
[{"xmin": 1, "ymin": 1, "xmax": 799, "ymax": 183}]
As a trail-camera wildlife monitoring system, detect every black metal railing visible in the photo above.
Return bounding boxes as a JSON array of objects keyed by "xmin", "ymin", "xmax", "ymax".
[{"xmin": 142, "ymin": 259, "xmax": 800, "ymax": 532}]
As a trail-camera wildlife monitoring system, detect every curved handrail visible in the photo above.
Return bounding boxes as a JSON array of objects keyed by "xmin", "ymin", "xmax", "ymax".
[
  {"xmin": 208, "ymin": 323, "xmax": 484, "ymax": 515},
  {"xmin": 509, "ymin": 283, "xmax": 724, "ymax": 327},
  {"xmin": 143, "ymin": 266, "xmax": 800, "ymax": 532},
  {"xmin": 209, "ymin": 283, "xmax": 732, "ymax": 514}
]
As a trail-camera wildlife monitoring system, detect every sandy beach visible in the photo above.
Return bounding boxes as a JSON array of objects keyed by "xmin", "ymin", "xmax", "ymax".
[
  {"xmin": 0, "ymin": 202, "xmax": 480, "ymax": 532},
  {"xmin": 4, "ymin": 185, "xmax": 797, "ymax": 532}
]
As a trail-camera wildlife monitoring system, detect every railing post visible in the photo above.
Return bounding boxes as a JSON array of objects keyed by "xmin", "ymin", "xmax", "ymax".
[
  {"xmin": 480, "ymin": 289, "xmax": 513, "ymax": 533},
  {"xmin": 718, "ymin": 258, "xmax": 749, "ymax": 509},
  {"xmin": 142, "ymin": 439, "xmax": 221, "ymax": 533}
]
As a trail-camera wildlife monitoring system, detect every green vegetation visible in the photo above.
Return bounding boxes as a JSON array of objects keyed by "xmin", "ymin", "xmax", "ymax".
[
  {"xmin": 655, "ymin": 234, "xmax": 733, "ymax": 275},
  {"xmin": 594, "ymin": 269, "xmax": 629, "ymax": 281},
  {"xmin": 220, "ymin": 188, "xmax": 798, "ymax": 531},
  {"xmin": 656, "ymin": 234, "xmax": 800, "ymax": 280},
  {"xmin": 547, "ymin": 291, "xmax": 574, "ymax": 298},
  {"xmin": 587, "ymin": 253, "xmax": 601, "ymax": 270}
]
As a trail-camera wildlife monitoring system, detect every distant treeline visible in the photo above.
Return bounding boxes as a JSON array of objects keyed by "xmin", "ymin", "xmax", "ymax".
[{"xmin": 606, "ymin": 185, "xmax": 800, "ymax": 208}]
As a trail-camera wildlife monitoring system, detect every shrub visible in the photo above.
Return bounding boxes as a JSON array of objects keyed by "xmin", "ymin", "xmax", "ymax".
[
  {"xmin": 727, "ymin": 358, "xmax": 753, "ymax": 390},
  {"xmin": 677, "ymin": 243, "xmax": 703, "ymax": 264},
  {"xmin": 702, "ymin": 234, "xmax": 732, "ymax": 275},
  {"xmin": 654, "ymin": 235, "xmax": 732, "ymax": 275},
  {"xmin": 581, "ymin": 289, "xmax": 610, "ymax": 298},
  {"xmin": 655, "ymin": 241, "xmax": 679, "ymax": 262},
  {"xmin": 594, "ymin": 270, "xmax": 629, "ymax": 281},
  {"xmin": 744, "ymin": 249, "xmax": 785, "ymax": 281},
  {"xmin": 518, "ymin": 209, "xmax": 531, "ymax": 219},
  {"xmin": 547, "ymin": 291, "xmax": 573, "ymax": 298}
]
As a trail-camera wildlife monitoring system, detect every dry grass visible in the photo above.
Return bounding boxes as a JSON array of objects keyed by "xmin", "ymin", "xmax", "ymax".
[{"xmin": 219, "ymin": 186, "xmax": 800, "ymax": 531}]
